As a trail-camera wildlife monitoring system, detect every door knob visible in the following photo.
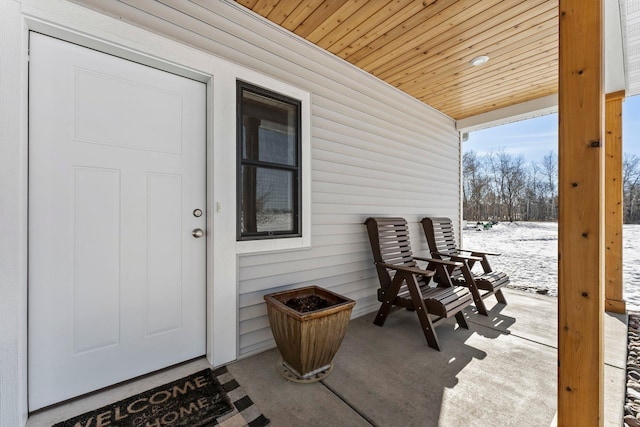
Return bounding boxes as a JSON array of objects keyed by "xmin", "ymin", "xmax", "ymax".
[{"xmin": 192, "ymin": 228, "xmax": 204, "ymax": 238}]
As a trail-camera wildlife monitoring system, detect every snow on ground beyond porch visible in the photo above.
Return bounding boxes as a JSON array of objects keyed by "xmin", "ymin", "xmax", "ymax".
[{"xmin": 461, "ymin": 221, "xmax": 640, "ymax": 311}]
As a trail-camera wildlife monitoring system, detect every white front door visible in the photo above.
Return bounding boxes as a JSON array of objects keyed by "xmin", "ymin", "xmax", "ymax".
[{"xmin": 28, "ymin": 33, "xmax": 207, "ymax": 410}]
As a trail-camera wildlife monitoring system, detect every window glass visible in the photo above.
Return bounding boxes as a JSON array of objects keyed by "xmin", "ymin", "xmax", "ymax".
[
  {"xmin": 237, "ymin": 82, "xmax": 301, "ymax": 240},
  {"xmin": 241, "ymin": 91, "xmax": 296, "ymax": 166},
  {"xmin": 240, "ymin": 166, "xmax": 294, "ymax": 234}
]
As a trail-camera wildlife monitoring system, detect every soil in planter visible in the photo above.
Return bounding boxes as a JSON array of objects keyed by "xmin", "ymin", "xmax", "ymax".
[{"xmin": 285, "ymin": 295, "xmax": 334, "ymax": 313}]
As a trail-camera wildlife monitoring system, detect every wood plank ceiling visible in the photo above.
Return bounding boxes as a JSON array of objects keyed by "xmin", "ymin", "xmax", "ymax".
[{"xmin": 235, "ymin": 0, "xmax": 559, "ymax": 121}]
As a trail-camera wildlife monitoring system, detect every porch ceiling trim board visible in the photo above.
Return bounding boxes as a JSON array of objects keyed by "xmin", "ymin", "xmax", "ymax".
[
  {"xmin": 623, "ymin": 0, "xmax": 640, "ymax": 96},
  {"xmin": 605, "ymin": 0, "xmax": 626, "ymax": 93},
  {"xmin": 456, "ymin": 94, "xmax": 558, "ymax": 133},
  {"xmin": 557, "ymin": 0, "xmax": 605, "ymax": 425}
]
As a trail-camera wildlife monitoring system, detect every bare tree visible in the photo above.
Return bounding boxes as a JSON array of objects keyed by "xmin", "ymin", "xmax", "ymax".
[
  {"xmin": 488, "ymin": 150, "xmax": 527, "ymax": 222},
  {"xmin": 524, "ymin": 161, "xmax": 545, "ymax": 220},
  {"xmin": 463, "ymin": 151, "xmax": 489, "ymax": 220},
  {"xmin": 541, "ymin": 151, "xmax": 558, "ymax": 220},
  {"xmin": 624, "ymin": 154, "xmax": 640, "ymax": 223},
  {"xmin": 462, "ymin": 149, "xmax": 640, "ymax": 225}
]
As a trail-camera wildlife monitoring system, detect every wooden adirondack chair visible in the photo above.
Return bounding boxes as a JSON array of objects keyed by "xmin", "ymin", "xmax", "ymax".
[
  {"xmin": 364, "ymin": 217, "xmax": 474, "ymax": 351},
  {"xmin": 420, "ymin": 217, "xmax": 509, "ymax": 316}
]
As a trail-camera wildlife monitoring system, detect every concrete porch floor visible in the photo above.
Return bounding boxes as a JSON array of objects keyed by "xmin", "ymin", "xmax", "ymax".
[
  {"xmin": 27, "ymin": 289, "xmax": 626, "ymax": 427},
  {"xmin": 228, "ymin": 288, "xmax": 626, "ymax": 427}
]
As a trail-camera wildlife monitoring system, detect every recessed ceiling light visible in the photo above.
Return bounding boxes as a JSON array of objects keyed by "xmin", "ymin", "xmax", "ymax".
[{"xmin": 470, "ymin": 55, "xmax": 489, "ymax": 66}]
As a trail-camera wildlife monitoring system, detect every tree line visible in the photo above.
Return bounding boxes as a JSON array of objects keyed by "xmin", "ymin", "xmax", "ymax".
[{"xmin": 463, "ymin": 150, "xmax": 640, "ymax": 224}]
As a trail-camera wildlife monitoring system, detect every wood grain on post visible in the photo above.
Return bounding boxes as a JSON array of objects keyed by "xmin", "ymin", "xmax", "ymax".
[
  {"xmin": 605, "ymin": 90, "xmax": 626, "ymax": 314},
  {"xmin": 558, "ymin": 0, "xmax": 604, "ymax": 425}
]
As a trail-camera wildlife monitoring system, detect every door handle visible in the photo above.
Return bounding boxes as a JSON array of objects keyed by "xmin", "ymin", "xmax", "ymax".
[{"xmin": 192, "ymin": 228, "xmax": 204, "ymax": 238}]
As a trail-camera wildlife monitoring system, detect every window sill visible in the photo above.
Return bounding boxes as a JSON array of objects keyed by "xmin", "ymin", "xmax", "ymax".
[{"xmin": 236, "ymin": 236, "xmax": 311, "ymax": 255}]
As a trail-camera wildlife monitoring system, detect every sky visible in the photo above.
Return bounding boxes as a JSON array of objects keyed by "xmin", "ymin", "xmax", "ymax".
[{"xmin": 464, "ymin": 94, "xmax": 640, "ymax": 163}]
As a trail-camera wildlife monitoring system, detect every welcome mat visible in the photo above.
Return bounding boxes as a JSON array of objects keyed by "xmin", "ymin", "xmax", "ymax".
[{"xmin": 53, "ymin": 367, "xmax": 269, "ymax": 427}]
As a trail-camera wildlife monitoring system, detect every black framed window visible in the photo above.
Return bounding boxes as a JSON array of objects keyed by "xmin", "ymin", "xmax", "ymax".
[{"xmin": 237, "ymin": 81, "xmax": 301, "ymax": 240}]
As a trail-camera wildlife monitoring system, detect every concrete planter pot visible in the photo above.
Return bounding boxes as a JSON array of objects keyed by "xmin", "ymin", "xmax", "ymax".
[{"xmin": 264, "ymin": 285, "xmax": 356, "ymax": 383}]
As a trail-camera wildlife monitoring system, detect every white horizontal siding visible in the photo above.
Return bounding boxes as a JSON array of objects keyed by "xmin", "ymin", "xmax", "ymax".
[
  {"xmin": 74, "ymin": 0, "xmax": 461, "ymax": 358},
  {"xmin": 311, "ymin": 98, "xmax": 456, "ymax": 153},
  {"xmin": 1, "ymin": 1, "xmax": 27, "ymax": 425}
]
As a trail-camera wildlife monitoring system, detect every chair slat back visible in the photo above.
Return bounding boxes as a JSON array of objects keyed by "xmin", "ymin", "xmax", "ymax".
[
  {"xmin": 421, "ymin": 217, "xmax": 458, "ymax": 256},
  {"xmin": 365, "ymin": 217, "xmax": 425, "ymax": 291}
]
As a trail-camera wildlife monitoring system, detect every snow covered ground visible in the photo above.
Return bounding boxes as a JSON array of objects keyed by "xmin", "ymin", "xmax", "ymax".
[{"xmin": 461, "ymin": 221, "xmax": 640, "ymax": 311}]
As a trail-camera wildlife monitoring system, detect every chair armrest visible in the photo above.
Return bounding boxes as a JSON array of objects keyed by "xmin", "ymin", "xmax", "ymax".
[
  {"xmin": 432, "ymin": 251, "xmax": 482, "ymax": 262},
  {"xmin": 377, "ymin": 262, "xmax": 436, "ymax": 278},
  {"xmin": 457, "ymin": 250, "xmax": 496, "ymax": 273},
  {"xmin": 459, "ymin": 248, "xmax": 501, "ymax": 257},
  {"xmin": 413, "ymin": 256, "xmax": 463, "ymax": 267}
]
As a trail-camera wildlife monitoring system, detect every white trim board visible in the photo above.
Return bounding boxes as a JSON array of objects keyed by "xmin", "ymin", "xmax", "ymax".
[
  {"xmin": 605, "ymin": 0, "xmax": 626, "ymax": 94},
  {"xmin": 456, "ymin": 94, "xmax": 558, "ymax": 134},
  {"xmin": 0, "ymin": 1, "xmax": 29, "ymax": 425}
]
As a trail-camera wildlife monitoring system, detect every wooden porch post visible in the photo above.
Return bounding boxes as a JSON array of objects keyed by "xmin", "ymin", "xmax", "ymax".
[
  {"xmin": 605, "ymin": 90, "xmax": 626, "ymax": 314},
  {"xmin": 558, "ymin": 0, "xmax": 604, "ymax": 425}
]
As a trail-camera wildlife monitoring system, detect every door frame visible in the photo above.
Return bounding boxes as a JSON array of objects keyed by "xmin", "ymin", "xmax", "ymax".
[{"xmin": 21, "ymin": 0, "xmax": 240, "ymax": 405}]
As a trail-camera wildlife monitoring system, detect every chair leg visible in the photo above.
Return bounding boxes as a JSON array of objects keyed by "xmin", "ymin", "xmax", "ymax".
[
  {"xmin": 405, "ymin": 273, "xmax": 441, "ymax": 351},
  {"xmin": 373, "ymin": 273, "xmax": 404, "ymax": 327},
  {"xmin": 373, "ymin": 305, "xmax": 390, "ymax": 327},
  {"xmin": 471, "ymin": 287, "xmax": 488, "ymax": 315},
  {"xmin": 495, "ymin": 289, "xmax": 507, "ymax": 305},
  {"xmin": 461, "ymin": 264, "xmax": 488, "ymax": 316},
  {"xmin": 415, "ymin": 303, "xmax": 440, "ymax": 351},
  {"xmin": 455, "ymin": 311, "xmax": 469, "ymax": 329}
]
